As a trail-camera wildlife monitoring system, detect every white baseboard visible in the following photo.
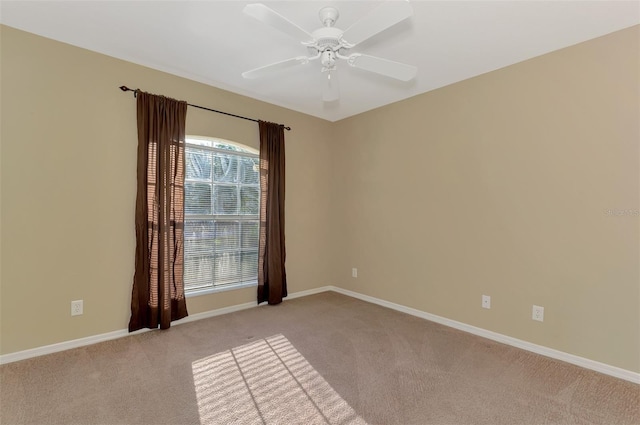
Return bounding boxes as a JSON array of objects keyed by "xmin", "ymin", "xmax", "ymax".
[
  {"xmin": 329, "ymin": 286, "xmax": 640, "ymax": 385},
  {"xmin": 285, "ymin": 286, "xmax": 333, "ymax": 299},
  {"xmin": 2, "ymin": 285, "xmax": 639, "ymax": 385},
  {"xmin": 175, "ymin": 286, "xmax": 329, "ymax": 326},
  {"xmin": 0, "ymin": 329, "xmax": 135, "ymax": 365},
  {"xmin": 174, "ymin": 300, "xmax": 258, "ymax": 325},
  {"xmin": 0, "ymin": 286, "xmax": 328, "ymax": 365}
]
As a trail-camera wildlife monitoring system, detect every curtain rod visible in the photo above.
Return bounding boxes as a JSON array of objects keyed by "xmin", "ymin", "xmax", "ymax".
[{"xmin": 119, "ymin": 86, "xmax": 291, "ymax": 131}]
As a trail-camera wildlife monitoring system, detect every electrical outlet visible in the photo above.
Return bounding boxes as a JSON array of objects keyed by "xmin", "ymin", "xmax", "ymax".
[
  {"xmin": 71, "ymin": 300, "xmax": 83, "ymax": 316},
  {"xmin": 482, "ymin": 295, "xmax": 491, "ymax": 309},
  {"xmin": 532, "ymin": 305, "xmax": 544, "ymax": 322},
  {"xmin": 352, "ymin": 268, "xmax": 358, "ymax": 278}
]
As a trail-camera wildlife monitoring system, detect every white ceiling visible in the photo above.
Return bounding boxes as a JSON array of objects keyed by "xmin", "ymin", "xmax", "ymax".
[{"xmin": 1, "ymin": 1, "xmax": 638, "ymax": 122}]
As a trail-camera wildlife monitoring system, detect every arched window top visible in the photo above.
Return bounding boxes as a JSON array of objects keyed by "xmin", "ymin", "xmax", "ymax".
[{"xmin": 186, "ymin": 136, "xmax": 258, "ymax": 156}]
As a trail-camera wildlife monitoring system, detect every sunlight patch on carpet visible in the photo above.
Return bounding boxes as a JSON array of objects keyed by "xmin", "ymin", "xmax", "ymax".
[{"xmin": 192, "ymin": 334, "xmax": 368, "ymax": 425}]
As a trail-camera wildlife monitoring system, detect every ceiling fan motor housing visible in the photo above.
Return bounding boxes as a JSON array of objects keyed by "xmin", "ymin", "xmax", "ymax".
[
  {"xmin": 311, "ymin": 27, "xmax": 346, "ymax": 70},
  {"xmin": 311, "ymin": 27, "xmax": 343, "ymax": 49}
]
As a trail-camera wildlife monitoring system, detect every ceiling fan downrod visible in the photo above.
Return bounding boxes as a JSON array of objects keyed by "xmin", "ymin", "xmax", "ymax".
[{"xmin": 318, "ymin": 7, "xmax": 339, "ymax": 27}]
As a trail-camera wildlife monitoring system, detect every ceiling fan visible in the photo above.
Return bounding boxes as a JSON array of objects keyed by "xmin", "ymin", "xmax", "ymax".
[{"xmin": 242, "ymin": 1, "xmax": 417, "ymax": 102}]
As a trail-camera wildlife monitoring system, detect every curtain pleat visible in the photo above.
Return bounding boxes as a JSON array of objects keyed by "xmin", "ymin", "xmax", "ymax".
[
  {"xmin": 258, "ymin": 121, "xmax": 287, "ymax": 305},
  {"xmin": 129, "ymin": 91, "xmax": 188, "ymax": 332}
]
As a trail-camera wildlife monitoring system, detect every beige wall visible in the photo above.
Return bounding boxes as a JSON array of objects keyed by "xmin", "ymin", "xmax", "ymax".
[
  {"xmin": 0, "ymin": 26, "xmax": 334, "ymax": 355},
  {"xmin": 331, "ymin": 26, "xmax": 639, "ymax": 372},
  {"xmin": 1, "ymin": 24, "xmax": 638, "ymax": 373}
]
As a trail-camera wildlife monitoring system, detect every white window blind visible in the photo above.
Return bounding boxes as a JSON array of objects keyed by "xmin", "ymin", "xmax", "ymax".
[{"xmin": 184, "ymin": 138, "xmax": 259, "ymax": 293}]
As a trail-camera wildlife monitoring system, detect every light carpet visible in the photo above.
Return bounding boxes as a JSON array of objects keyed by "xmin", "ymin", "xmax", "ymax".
[{"xmin": 1, "ymin": 291, "xmax": 638, "ymax": 424}]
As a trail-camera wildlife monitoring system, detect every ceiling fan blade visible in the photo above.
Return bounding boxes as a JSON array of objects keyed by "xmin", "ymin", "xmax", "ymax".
[
  {"xmin": 341, "ymin": 1, "xmax": 413, "ymax": 47},
  {"xmin": 348, "ymin": 54, "xmax": 417, "ymax": 81},
  {"xmin": 244, "ymin": 3, "xmax": 313, "ymax": 42},
  {"xmin": 242, "ymin": 56, "xmax": 309, "ymax": 79},
  {"xmin": 323, "ymin": 72, "xmax": 340, "ymax": 102}
]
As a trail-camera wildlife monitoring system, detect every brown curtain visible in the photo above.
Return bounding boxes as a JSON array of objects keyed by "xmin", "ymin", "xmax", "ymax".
[
  {"xmin": 258, "ymin": 121, "xmax": 287, "ymax": 304},
  {"xmin": 129, "ymin": 91, "xmax": 189, "ymax": 332}
]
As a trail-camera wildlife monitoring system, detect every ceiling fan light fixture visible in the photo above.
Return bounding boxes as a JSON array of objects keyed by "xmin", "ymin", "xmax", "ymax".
[{"xmin": 321, "ymin": 50, "xmax": 336, "ymax": 68}]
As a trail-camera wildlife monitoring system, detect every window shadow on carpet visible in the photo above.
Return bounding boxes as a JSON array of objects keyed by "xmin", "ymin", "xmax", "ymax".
[{"xmin": 192, "ymin": 334, "xmax": 367, "ymax": 425}]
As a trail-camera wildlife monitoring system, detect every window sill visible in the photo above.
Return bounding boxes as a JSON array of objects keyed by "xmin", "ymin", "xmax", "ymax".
[{"xmin": 185, "ymin": 280, "xmax": 257, "ymax": 298}]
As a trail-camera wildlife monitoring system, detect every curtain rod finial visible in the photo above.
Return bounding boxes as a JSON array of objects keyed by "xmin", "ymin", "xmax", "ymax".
[{"xmin": 120, "ymin": 86, "xmax": 137, "ymax": 97}]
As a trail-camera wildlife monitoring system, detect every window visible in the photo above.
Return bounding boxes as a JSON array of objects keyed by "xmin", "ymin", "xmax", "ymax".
[{"xmin": 184, "ymin": 136, "xmax": 260, "ymax": 295}]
